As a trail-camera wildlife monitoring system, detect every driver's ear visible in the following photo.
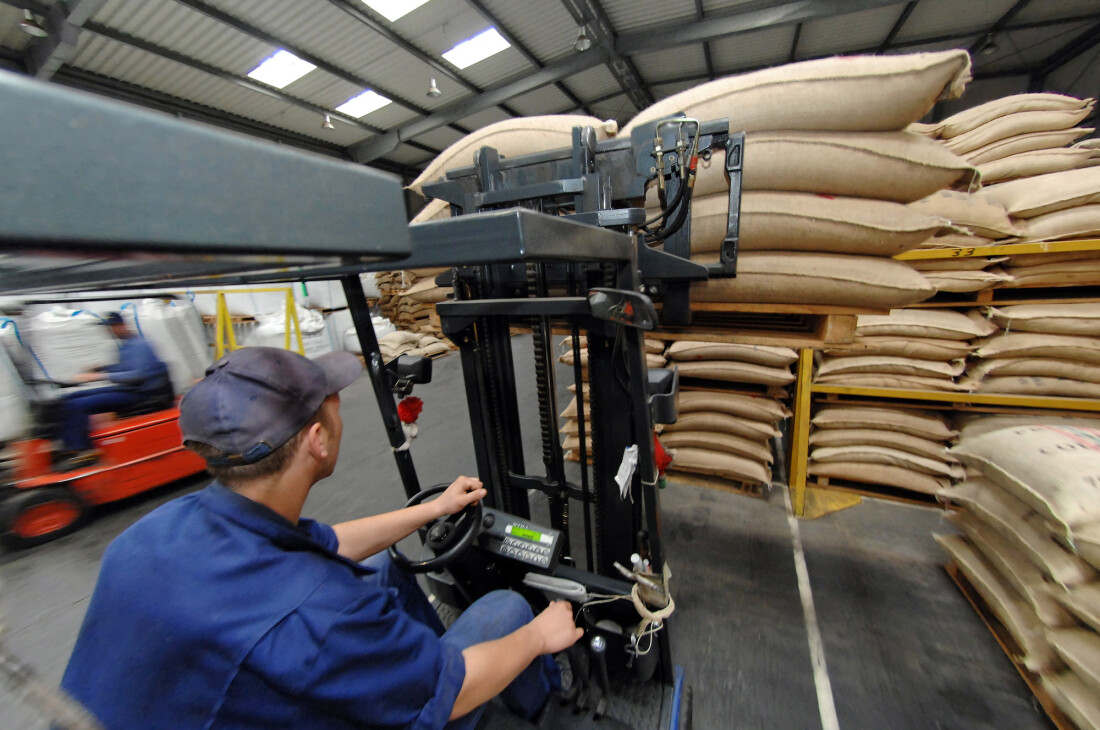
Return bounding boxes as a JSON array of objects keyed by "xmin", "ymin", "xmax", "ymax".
[{"xmin": 305, "ymin": 421, "xmax": 328, "ymax": 461}]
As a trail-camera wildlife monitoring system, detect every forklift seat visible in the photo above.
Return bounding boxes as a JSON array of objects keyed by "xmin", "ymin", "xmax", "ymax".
[{"xmin": 114, "ymin": 382, "xmax": 175, "ymax": 419}]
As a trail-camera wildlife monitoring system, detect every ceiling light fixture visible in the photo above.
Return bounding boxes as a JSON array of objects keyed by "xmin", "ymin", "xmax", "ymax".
[
  {"xmin": 573, "ymin": 26, "xmax": 592, "ymax": 53},
  {"xmin": 426, "ymin": 78, "xmax": 441, "ymax": 98},
  {"xmin": 979, "ymin": 34, "xmax": 999, "ymax": 56},
  {"xmin": 321, "ymin": 114, "xmax": 335, "ymax": 130},
  {"xmin": 19, "ymin": 9, "xmax": 48, "ymax": 38}
]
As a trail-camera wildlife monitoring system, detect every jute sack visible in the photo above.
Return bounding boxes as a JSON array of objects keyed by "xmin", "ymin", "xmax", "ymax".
[
  {"xmin": 674, "ymin": 360, "xmax": 794, "ymax": 386},
  {"xmin": 987, "ymin": 303, "xmax": 1100, "ymax": 336},
  {"xmin": 856, "ymin": 308, "xmax": 995, "ymax": 340},
  {"xmin": 1015, "ymin": 204, "xmax": 1100, "ymax": 244},
  {"xmin": 650, "ymin": 131, "xmax": 977, "ymax": 203},
  {"xmin": 957, "ymin": 413, "xmax": 1100, "ymax": 441},
  {"xmin": 808, "ymin": 460, "xmax": 948, "ymax": 494},
  {"xmin": 951, "ymin": 512, "xmax": 1075, "ymax": 627},
  {"xmin": 936, "ymin": 534, "xmax": 1057, "ymax": 673},
  {"xmin": 560, "ymin": 396, "xmax": 588, "ymax": 420},
  {"xmin": 1009, "ymin": 250, "xmax": 1100, "ymax": 267},
  {"xmin": 677, "ymin": 192, "xmax": 948, "ymax": 256},
  {"xmin": 1070, "ymin": 523, "xmax": 1100, "ymax": 570},
  {"xmin": 659, "ymin": 430, "xmax": 773, "ymax": 464},
  {"xmin": 1041, "ymin": 673, "xmax": 1100, "ymax": 730},
  {"xmin": 966, "ymin": 358, "xmax": 1100, "ymax": 384},
  {"xmin": 812, "ymin": 406, "xmax": 957, "ymax": 440},
  {"xmin": 410, "ymin": 198, "xmax": 451, "ymax": 223},
  {"xmin": 661, "ymin": 412, "xmax": 779, "ymax": 442},
  {"xmin": 666, "ymin": 341, "xmax": 797, "ymax": 367},
  {"xmin": 916, "ymin": 232, "xmax": 993, "ymax": 249},
  {"xmin": 921, "ymin": 268, "xmax": 1012, "ymax": 292},
  {"xmin": 1076, "ymin": 139, "xmax": 1100, "ymax": 151},
  {"xmin": 979, "ymin": 148, "xmax": 1099, "ymax": 184},
  {"xmin": 1005, "ymin": 260, "xmax": 1100, "ymax": 287},
  {"xmin": 944, "ymin": 108, "xmax": 1095, "ymax": 155},
  {"xmin": 908, "ymin": 190, "xmax": 1020, "ymax": 238},
  {"xmin": 961, "ymin": 376, "xmax": 1100, "ymax": 399},
  {"xmin": 1048, "ymin": 630, "xmax": 1100, "ymax": 697},
  {"xmin": 808, "ymin": 427, "xmax": 954, "ymax": 462},
  {"xmin": 402, "ymin": 278, "xmax": 451, "ymax": 303},
  {"xmin": 979, "ymin": 167, "xmax": 1100, "ymax": 218},
  {"xmin": 677, "ymin": 390, "xmax": 791, "ymax": 422},
  {"xmin": 669, "ymin": 446, "xmax": 771, "ymax": 485},
  {"xmin": 811, "ymin": 444, "xmax": 965, "ymax": 479},
  {"xmin": 816, "ymin": 355, "xmax": 964, "ymax": 378},
  {"xmin": 1053, "ymin": 583, "xmax": 1100, "ymax": 634},
  {"xmin": 409, "ymin": 116, "xmax": 618, "ymax": 195},
  {"xmin": 965, "ymin": 128, "xmax": 1094, "ymax": 165},
  {"xmin": 622, "ymin": 51, "xmax": 971, "ymax": 135},
  {"xmin": 939, "ymin": 479, "xmax": 1096, "ymax": 587},
  {"xmin": 952, "ymin": 426, "xmax": 1100, "ymax": 541},
  {"xmin": 909, "ymin": 256, "xmax": 1007, "ymax": 272},
  {"xmin": 813, "ymin": 373, "xmax": 968, "ymax": 391},
  {"xmin": 690, "ymin": 252, "xmax": 935, "ymax": 308},
  {"xmin": 558, "ymin": 350, "xmax": 665, "ymax": 370},
  {"xmin": 973, "ymin": 333, "xmax": 1100, "ymax": 362},
  {"xmin": 927, "ymin": 93, "xmax": 1095, "ymax": 138},
  {"xmin": 823, "ymin": 336, "xmax": 972, "ymax": 361},
  {"xmin": 558, "ymin": 336, "xmax": 666, "ymax": 355}
]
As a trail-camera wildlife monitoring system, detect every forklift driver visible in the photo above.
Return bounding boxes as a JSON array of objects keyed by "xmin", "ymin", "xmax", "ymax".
[
  {"xmin": 54, "ymin": 312, "xmax": 172, "ymax": 470},
  {"xmin": 60, "ymin": 347, "xmax": 583, "ymax": 729}
]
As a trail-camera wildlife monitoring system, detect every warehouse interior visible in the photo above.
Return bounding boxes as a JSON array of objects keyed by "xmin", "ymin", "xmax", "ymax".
[{"xmin": 2, "ymin": 1, "xmax": 1100, "ymax": 729}]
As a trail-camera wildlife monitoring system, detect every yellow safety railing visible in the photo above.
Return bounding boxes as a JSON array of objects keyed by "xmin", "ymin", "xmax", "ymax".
[{"xmin": 212, "ymin": 287, "xmax": 305, "ymax": 359}]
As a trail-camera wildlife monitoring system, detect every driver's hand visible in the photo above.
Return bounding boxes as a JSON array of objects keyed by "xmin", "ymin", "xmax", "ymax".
[
  {"xmin": 435, "ymin": 476, "xmax": 486, "ymax": 518},
  {"xmin": 528, "ymin": 601, "xmax": 584, "ymax": 654},
  {"xmin": 71, "ymin": 372, "xmax": 104, "ymax": 383}
]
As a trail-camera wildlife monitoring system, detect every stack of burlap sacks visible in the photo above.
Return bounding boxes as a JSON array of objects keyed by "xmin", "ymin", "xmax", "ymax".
[
  {"xmin": 373, "ymin": 266, "xmax": 451, "ymax": 339},
  {"xmin": 937, "ymin": 424, "xmax": 1100, "ymax": 729},
  {"xmin": 376, "ymin": 330, "xmax": 451, "ymax": 362},
  {"xmin": 907, "ymin": 94, "xmax": 1100, "ymax": 291}
]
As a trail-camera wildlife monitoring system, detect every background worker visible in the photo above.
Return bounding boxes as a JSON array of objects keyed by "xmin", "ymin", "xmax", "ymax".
[
  {"xmin": 60, "ymin": 347, "xmax": 582, "ymax": 729},
  {"xmin": 55, "ymin": 312, "xmax": 171, "ymax": 468}
]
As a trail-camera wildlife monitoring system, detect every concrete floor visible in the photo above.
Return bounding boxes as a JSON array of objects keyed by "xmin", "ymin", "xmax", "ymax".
[{"xmin": 0, "ymin": 337, "xmax": 1052, "ymax": 729}]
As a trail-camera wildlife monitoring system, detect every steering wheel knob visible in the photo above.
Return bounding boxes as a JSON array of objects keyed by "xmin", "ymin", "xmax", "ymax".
[{"xmin": 428, "ymin": 522, "xmax": 451, "ymax": 543}]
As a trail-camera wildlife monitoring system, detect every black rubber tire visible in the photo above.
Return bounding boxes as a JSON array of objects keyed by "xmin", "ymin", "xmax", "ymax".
[{"xmin": 0, "ymin": 486, "xmax": 85, "ymax": 549}]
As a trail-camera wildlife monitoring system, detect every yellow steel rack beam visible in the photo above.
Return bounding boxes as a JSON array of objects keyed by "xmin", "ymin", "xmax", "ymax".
[{"xmin": 895, "ymin": 238, "xmax": 1100, "ymax": 261}]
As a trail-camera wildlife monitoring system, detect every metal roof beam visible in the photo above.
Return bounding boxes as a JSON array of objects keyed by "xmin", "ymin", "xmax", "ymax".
[
  {"xmin": 25, "ymin": 0, "xmax": 107, "ymax": 80},
  {"xmin": 1033, "ymin": 19, "xmax": 1100, "ymax": 79},
  {"xmin": 788, "ymin": 23, "xmax": 802, "ymax": 63},
  {"xmin": 463, "ymin": 0, "xmax": 594, "ymax": 116},
  {"xmin": 694, "ymin": 0, "xmax": 716, "ymax": 81},
  {"xmin": 170, "ymin": 0, "xmax": 471, "ymax": 136},
  {"xmin": 878, "ymin": 1, "xmax": 918, "ymax": 52},
  {"xmin": 560, "ymin": 0, "xmax": 654, "ymax": 111},
  {"xmin": 967, "ymin": 0, "xmax": 1032, "ymax": 56}
]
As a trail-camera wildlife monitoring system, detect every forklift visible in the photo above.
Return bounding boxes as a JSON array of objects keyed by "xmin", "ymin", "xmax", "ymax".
[{"xmin": 0, "ymin": 70, "xmax": 744, "ymax": 729}]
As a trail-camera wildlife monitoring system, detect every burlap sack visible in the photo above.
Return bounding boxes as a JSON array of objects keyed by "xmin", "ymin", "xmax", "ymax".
[
  {"xmin": 661, "ymin": 411, "xmax": 779, "ymax": 442},
  {"xmin": 402, "ymin": 278, "xmax": 451, "ymax": 303},
  {"xmin": 560, "ymin": 396, "xmax": 588, "ymax": 420},
  {"xmin": 908, "ymin": 190, "xmax": 1020, "ymax": 238},
  {"xmin": 808, "ymin": 460, "xmax": 948, "ymax": 493},
  {"xmin": 964, "ymin": 128, "xmax": 1094, "ymax": 165},
  {"xmin": 944, "ymin": 108, "xmax": 1095, "ymax": 155},
  {"xmin": 952, "ymin": 426, "xmax": 1100, "ymax": 541},
  {"xmin": 1009, "ymin": 251, "xmax": 1100, "ymax": 267},
  {"xmin": 916, "ymin": 232, "xmax": 994, "ymax": 249},
  {"xmin": 951, "ymin": 512, "xmax": 1075, "ymax": 627},
  {"xmin": 1015, "ymin": 204, "xmax": 1100, "ymax": 244},
  {"xmin": 559, "ymin": 336, "xmax": 663, "ymax": 355},
  {"xmin": 812, "ymin": 406, "xmax": 957, "ymax": 440},
  {"xmin": 823, "ymin": 336, "xmax": 972, "ymax": 361},
  {"xmin": 677, "ymin": 390, "xmax": 790, "ymax": 422},
  {"xmin": 979, "ymin": 148, "xmax": 1099, "ymax": 184},
  {"xmin": 856, "ymin": 308, "xmax": 995, "ymax": 340},
  {"xmin": 909, "ymin": 256, "xmax": 1007, "ymax": 272},
  {"xmin": 1076, "ymin": 139, "xmax": 1100, "ymax": 151},
  {"xmin": 660, "ymin": 430, "xmax": 774, "ymax": 464},
  {"xmin": 666, "ymin": 341, "xmax": 797, "ymax": 367},
  {"xmin": 987, "ymin": 303, "xmax": 1100, "ymax": 336},
  {"xmin": 817, "ymin": 355, "xmax": 964, "ymax": 378},
  {"xmin": 939, "ymin": 479, "xmax": 1096, "ymax": 587},
  {"xmin": 674, "ymin": 192, "xmax": 948, "ymax": 256},
  {"xmin": 979, "ymin": 167, "xmax": 1100, "ymax": 218},
  {"xmin": 1072, "ymin": 523, "xmax": 1100, "ymax": 571},
  {"xmin": 1049, "ymin": 630, "xmax": 1100, "ymax": 697},
  {"xmin": 1041, "ymin": 672, "xmax": 1100, "ymax": 730},
  {"xmin": 922, "ymin": 268, "xmax": 1012, "ymax": 292},
  {"xmin": 809, "ymin": 427, "xmax": 953, "ymax": 462},
  {"xmin": 966, "ymin": 357, "xmax": 1100, "ymax": 384},
  {"xmin": 928, "ymin": 93, "xmax": 1095, "ymax": 139},
  {"xmin": 1004, "ymin": 260, "xmax": 1100, "ymax": 287},
  {"xmin": 669, "ymin": 446, "xmax": 771, "ymax": 485},
  {"xmin": 814, "ymin": 373, "xmax": 968, "ymax": 391},
  {"xmin": 674, "ymin": 360, "xmax": 794, "ymax": 386},
  {"xmin": 962, "ymin": 375, "xmax": 1100, "ymax": 399},
  {"xmin": 410, "ymin": 198, "xmax": 451, "ymax": 223},
  {"xmin": 1053, "ymin": 583, "xmax": 1100, "ymax": 634},
  {"xmin": 811, "ymin": 444, "xmax": 964, "ymax": 478},
  {"xmin": 623, "ymin": 51, "xmax": 971, "ymax": 135},
  {"xmin": 690, "ymin": 252, "xmax": 935, "ymax": 308},
  {"xmin": 955, "ymin": 414, "xmax": 1100, "ymax": 441},
  {"xmin": 936, "ymin": 534, "xmax": 1057, "ymax": 673},
  {"xmin": 409, "ymin": 116, "xmax": 618, "ymax": 195},
  {"xmin": 973, "ymin": 333, "xmax": 1100, "ymax": 362},
  {"xmin": 653, "ymin": 131, "xmax": 977, "ymax": 203}
]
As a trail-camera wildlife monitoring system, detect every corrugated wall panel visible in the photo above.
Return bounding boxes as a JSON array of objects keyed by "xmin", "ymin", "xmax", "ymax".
[
  {"xmin": 507, "ymin": 84, "xmax": 574, "ymax": 116},
  {"xmin": 560, "ymin": 64, "xmax": 621, "ymax": 102},
  {"xmin": 408, "ymin": 126, "xmax": 466, "ymax": 152},
  {"xmin": 480, "ymin": 0, "xmax": 578, "ymax": 66},
  {"xmin": 896, "ymin": 0, "xmax": 1016, "ymax": 42},
  {"xmin": 710, "ymin": 25, "xmax": 796, "ymax": 73},
  {"xmin": 603, "ymin": 0, "xmax": 696, "ymax": 33},
  {"xmin": 797, "ymin": 5, "xmax": 901, "ymax": 59},
  {"xmin": 455, "ymin": 106, "xmax": 512, "ymax": 129},
  {"xmin": 1016, "ymin": 0, "xmax": 1100, "ymax": 23},
  {"xmin": 979, "ymin": 23, "xmax": 1097, "ymax": 75},
  {"xmin": 632, "ymin": 45, "xmax": 707, "ymax": 84}
]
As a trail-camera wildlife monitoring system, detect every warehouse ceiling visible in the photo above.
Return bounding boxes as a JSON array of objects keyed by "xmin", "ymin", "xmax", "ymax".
[{"xmin": 1, "ymin": 0, "xmax": 1099, "ymax": 182}]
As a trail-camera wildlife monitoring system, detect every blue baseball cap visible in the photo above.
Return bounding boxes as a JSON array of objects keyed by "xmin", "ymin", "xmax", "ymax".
[{"xmin": 180, "ymin": 347, "xmax": 362, "ymax": 467}]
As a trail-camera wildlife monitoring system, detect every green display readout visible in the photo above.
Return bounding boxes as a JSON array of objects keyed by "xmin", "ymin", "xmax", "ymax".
[{"xmin": 508, "ymin": 525, "xmax": 543, "ymax": 543}]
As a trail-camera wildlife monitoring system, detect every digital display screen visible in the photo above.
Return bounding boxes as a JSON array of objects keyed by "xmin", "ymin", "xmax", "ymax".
[{"xmin": 507, "ymin": 525, "xmax": 543, "ymax": 543}]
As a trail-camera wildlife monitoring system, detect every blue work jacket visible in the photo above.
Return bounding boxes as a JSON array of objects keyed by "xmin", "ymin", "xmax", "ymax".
[
  {"xmin": 61, "ymin": 483, "xmax": 466, "ymax": 729},
  {"xmin": 104, "ymin": 337, "xmax": 171, "ymax": 397}
]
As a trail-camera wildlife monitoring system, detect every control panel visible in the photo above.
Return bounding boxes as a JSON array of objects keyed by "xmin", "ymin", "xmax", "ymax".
[{"xmin": 477, "ymin": 508, "xmax": 561, "ymax": 571}]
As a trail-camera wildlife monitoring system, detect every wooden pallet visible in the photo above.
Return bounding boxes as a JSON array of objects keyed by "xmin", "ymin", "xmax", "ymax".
[
  {"xmin": 808, "ymin": 475, "xmax": 949, "ymax": 509},
  {"xmin": 665, "ymin": 469, "xmax": 769, "ymax": 499},
  {"xmin": 648, "ymin": 307, "xmax": 860, "ymax": 348},
  {"xmin": 944, "ymin": 560, "xmax": 1074, "ymax": 730}
]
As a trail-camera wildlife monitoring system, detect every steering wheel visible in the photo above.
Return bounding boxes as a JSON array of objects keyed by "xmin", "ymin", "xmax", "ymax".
[{"xmin": 388, "ymin": 484, "xmax": 483, "ymax": 574}]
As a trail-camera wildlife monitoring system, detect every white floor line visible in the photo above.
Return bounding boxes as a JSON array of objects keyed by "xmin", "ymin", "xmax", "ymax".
[{"xmin": 784, "ymin": 488, "xmax": 841, "ymax": 730}]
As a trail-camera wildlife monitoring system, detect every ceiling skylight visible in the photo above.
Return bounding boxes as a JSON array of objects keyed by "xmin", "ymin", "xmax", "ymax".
[
  {"xmin": 336, "ymin": 90, "xmax": 392, "ymax": 118},
  {"xmin": 359, "ymin": 0, "xmax": 431, "ymax": 23},
  {"xmin": 442, "ymin": 28, "xmax": 510, "ymax": 69},
  {"xmin": 246, "ymin": 50, "xmax": 316, "ymax": 89}
]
